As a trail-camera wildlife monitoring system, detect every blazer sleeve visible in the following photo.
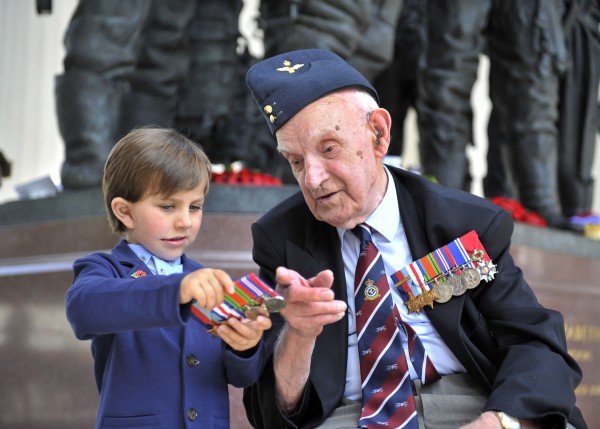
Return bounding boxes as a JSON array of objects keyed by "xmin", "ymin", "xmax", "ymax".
[
  {"xmin": 66, "ymin": 253, "xmax": 188, "ymax": 339},
  {"xmin": 222, "ymin": 340, "xmax": 270, "ymax": 389},
  {"xmin": 473, "ymin": 210, "xmax": 584, "ymax": 428}
]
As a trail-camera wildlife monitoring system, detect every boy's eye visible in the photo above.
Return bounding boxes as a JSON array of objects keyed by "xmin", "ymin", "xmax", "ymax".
[
  {"xmin": 160, "ymin": 205, "xmax": 174, "ymax": 210},
  {"xmin": 190, "ymin": 204, "xmax": 203, "ymax": 211}
]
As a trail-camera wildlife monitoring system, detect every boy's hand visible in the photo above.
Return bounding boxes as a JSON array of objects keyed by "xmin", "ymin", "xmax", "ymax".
[
  {"xmin": 180, "ymin": 268, "xmax": 235, "ymax": 310},
  {"xmin": 215, "ymin": 307, "xmax": 272, "ymax": 351}
]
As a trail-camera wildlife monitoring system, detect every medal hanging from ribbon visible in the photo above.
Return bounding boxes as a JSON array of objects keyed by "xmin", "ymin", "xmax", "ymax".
[
  {"xmin": 391, "ymin": 230, "xmax": 497, "ymax": 313},
  {"xmin": 191, "ymin": 273, "xmax": 285, "ymax": 333}
]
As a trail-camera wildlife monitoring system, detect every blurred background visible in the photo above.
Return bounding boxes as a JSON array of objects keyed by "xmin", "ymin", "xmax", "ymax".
[{"xmin": 0, "ymin": 1, "xmax": 599, "ymax": 428}]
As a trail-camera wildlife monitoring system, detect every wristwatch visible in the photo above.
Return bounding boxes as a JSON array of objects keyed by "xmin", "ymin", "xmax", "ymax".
[{"xmin": 494, "ymin": 411, "xmax": 521, "ymax": 429}]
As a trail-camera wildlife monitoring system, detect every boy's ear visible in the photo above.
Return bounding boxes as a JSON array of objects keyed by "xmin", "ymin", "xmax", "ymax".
[{"xmin": 111, "ymin": 197, "xmax": 135, "ymax": 230}]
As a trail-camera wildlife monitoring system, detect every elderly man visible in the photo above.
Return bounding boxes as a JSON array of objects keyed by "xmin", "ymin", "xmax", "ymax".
[{"xmin": 243, "ymin": 49, "xmax": 586, "ymax": 429}]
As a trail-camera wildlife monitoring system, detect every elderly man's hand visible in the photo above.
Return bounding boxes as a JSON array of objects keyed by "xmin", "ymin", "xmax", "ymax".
[
  {"xmin": 275, "ymin": 266, "xmax": 347, "ymax": 338},
  {"xmin": 460, "ymin": 412, "xmax": 539, "ymax": 429}
]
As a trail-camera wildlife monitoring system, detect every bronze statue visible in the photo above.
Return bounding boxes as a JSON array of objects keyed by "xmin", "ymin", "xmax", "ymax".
[{"xmin": 56, "ymin": 0, "xmax": 249, "ymax": 189}]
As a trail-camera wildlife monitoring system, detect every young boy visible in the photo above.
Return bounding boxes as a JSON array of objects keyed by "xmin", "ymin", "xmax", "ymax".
[{"xmin": 65, "ymin": 127, "xmax": 271, "ymax": 429}]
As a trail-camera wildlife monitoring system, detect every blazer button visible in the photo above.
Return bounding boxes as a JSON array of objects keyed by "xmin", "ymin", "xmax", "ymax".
[
  {"xmin": 186, "ymin": 354, "xmax": 199, "ymax": 367},
  {"xmin": 187, "ymin": 408, "xmax": 198, "ymax": 421}
]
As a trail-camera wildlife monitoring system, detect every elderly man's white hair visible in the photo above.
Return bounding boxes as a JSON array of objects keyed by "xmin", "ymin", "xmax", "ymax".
[{"xmin": 347, "ymin": 88, "xmax": 380, "ymax": 121}]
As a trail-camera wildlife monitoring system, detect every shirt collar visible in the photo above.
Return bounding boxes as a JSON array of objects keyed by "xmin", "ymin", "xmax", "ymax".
[{"xmin": 128, "ymin": 243, "xmax": 182, "ymax": 273}]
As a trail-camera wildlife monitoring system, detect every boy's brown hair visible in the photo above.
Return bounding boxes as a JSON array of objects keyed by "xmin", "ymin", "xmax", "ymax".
[{"xmin": 103, "ymin": 127, "xmax": 211, "ymax": 235}]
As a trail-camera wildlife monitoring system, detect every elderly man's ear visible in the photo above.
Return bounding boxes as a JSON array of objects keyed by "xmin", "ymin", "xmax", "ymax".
[{"xmin": 369, "ymin": 108, "xmax": 392, "ymax": 155}]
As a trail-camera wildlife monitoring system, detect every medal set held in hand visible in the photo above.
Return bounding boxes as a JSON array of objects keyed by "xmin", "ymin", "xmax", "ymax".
[
  {"xmin": 391, "ymin": 230, "xmax": 498, "ymax": 314},
  {"xmin": 191, "ymin": 273, "xmax": 285, "ymax": 334}
]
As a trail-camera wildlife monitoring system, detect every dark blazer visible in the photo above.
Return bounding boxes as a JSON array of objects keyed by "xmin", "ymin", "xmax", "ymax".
[
  {"xmin": 243, "ymin": 166, "xmax": 586, "ymax": 429},
  {"xmin": 66, "ymin": 240, "xmax": 268, "ymax": 429}
]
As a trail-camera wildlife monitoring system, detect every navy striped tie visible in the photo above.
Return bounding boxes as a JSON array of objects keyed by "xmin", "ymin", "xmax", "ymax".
[{"xmin": 353, "ymin": 224, "xmax": 418, "ymax": 428}]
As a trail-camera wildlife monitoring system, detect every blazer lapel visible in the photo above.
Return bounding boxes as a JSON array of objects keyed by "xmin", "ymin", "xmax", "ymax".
[
  {"xmin": 286, "ymin": 218, "xmax": 349, "ymax": 403},
  {"xmin": 391, "ymin": 169, "xmax": 485, "ymax": 377},
  {"xmin": 286, "ymin": 219, "xmax": 345, "ymax": 296},
  {"xmin": 111, "ymin": 240, "xmax": 153, "ymax": 278}
]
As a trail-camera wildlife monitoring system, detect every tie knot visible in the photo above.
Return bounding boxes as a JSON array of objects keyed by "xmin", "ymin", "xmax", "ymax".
[{"xmin": 352, "ymin": 223, "xmax": 372, "ymax": 244}]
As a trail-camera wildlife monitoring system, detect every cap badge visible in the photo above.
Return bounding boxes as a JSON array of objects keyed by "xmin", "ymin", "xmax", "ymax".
[{"xmin": 277, "ymin": 60, "xmax": 304, "ymax": 73}]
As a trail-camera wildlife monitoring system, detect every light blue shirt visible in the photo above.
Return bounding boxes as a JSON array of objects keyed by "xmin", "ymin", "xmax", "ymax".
[
  {"xmin": 337, "ymin": 167, "xmax": 465, "ymax": 400},
  {"xmin": 128, "ymin": 244, "xmax": 183, "ymax": 276}
]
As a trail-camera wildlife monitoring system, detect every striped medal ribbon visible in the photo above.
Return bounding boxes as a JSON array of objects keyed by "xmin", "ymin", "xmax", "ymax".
[
  {"xmin": 391, "ymin": 230, "xmax": 497, "ymax": 311},
  {"xmin": 191, "ymin": 273, "xmax": 284, "ymax": 333}
]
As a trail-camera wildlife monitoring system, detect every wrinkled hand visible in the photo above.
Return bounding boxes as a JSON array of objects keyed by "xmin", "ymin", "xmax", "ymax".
[
  {"xmin": 179, "ymin": 268, "xmax": 235, "ymax": 310},
  {"xmin": 275, "ymin": 266, "xmax": 347, "ymax": 338},
  {"xmin": 460, "ymin": 412, "xmax": 501, "ymax": 429},
  {"xmin": 216, "ymin": 307, "xmax": 272, "ymax": 351}
]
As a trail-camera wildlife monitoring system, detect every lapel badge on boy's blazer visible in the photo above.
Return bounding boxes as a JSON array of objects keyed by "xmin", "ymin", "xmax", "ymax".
[
  {"xmin": 131, "ymin": 270, "xmax": 147, "ymax": 278},
  {"xmin": 391, "ymin": 230, "xmax": 497, "ymax": 313}
]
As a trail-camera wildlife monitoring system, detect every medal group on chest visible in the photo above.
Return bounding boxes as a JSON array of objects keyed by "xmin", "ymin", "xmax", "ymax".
[{"xmin": 387, "ymin": 230, "xmax": 498, "ymax": 314}]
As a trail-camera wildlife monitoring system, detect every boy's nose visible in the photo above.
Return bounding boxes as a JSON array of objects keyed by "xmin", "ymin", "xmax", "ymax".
[{"xmin": 176, "ymin": 210, "xmax": 192, "ymax": 228}]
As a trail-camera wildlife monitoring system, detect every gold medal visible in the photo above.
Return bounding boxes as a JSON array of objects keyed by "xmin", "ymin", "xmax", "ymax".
[
  {"xmin": 421, "ymin": 288, "xmax": 438, "ymax": 309},
  {"xmin": 405, "ymin": 295, "xmax": 423, "ymax": 314}
]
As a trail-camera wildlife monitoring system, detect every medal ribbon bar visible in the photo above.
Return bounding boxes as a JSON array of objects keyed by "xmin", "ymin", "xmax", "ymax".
[
  {"xmin": 191, "ymin": 273, "xmax": 284, "ymax": 331},
  {"xmin": 391, "ymin": 230, "xmax": 497, "ymax": 313}
]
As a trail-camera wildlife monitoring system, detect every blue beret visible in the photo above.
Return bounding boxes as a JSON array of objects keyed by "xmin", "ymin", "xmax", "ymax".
[{"xmin": 246, "ymin": 49, "xmax": 379, "ymax": 135}]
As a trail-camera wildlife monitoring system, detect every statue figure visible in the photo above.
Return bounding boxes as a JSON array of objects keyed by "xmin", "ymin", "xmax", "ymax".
[
  {"xmin": 372, "ymin": 0, "xmax": 422, "ymax": 158},
  {"xmin": 56, "ymin": 0, "xmax": 195, "ymax": 189},
  {"xmin": 56, "ymin": 0, "xmax": 249, "ymax": 189},
  {"xmin": 556, "ymin": 0, "xmax": 600, "ymax": 219},
  {"xmin": 418, "ymin": 0, "xmax": 578, "ymax": 230},
  {"xmin": 258, "ymin": 0, "xmax": 403, "ymax": 83},
  {"xmin": 484, "ymin": 0, "xmax": 600, "ymax": 230}
]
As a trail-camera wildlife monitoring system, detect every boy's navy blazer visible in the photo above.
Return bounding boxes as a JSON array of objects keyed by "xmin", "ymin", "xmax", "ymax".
[
  {"xmin": 66, "ymin": 240, "xmax": 267, "ymax": 429},
  {"xmin": 243, "ymin": 166, "xmax": 586, "ymax": 429}
]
